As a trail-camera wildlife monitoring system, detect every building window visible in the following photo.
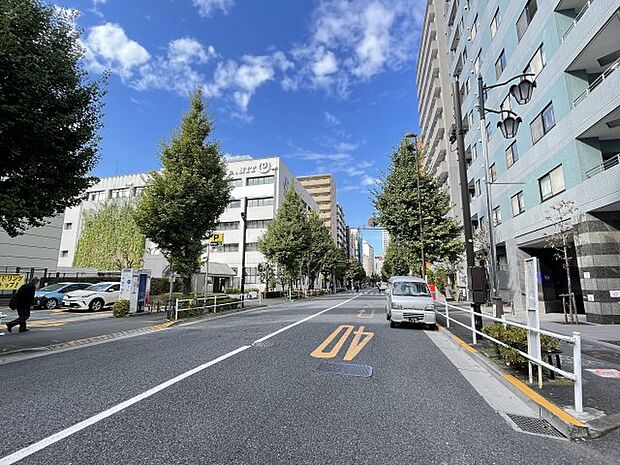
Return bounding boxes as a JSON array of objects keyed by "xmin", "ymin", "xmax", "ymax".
[
  {"xmin": 475, "ymin": 179, "xmax": 481, "ymax": 197},
  {"xmin": 471, "ymin": 143, "xmax": 478, "ymax": 160},
  {"xmin": 530, "ymin": 102, "xmax": 555, "ymax": 144},
  {"xmin": 489, "ymin": 163, "xmax": 497, "ymax": 183},
  {"xmin": 490, "ymin": 8, "xmax": 500, "ymax": 38},
  {"xmin": 134, "ymin": 187, "xmax": 145, "ymax": 197},
  {"xmin": 516, "ymin": 0, "xmax": 537, "ymax": 41},
  {"xmin": 227, "ymin": 199, "xmax": 241, "ymax": 209},
  {"xmin": 495, "ymin": 50, "xmax": 506, "ymax": 79},
  {"xmin": 60, "ymin": 250, "xmax": 69, "ymax": 258},
  {"xmin": 220, "ymin": 243, "xmax": 239, "ymax": 252},
  {"xmin": 505, "ymin": 142, "xmax": 519, "ymax": 168},
  {"xmin": 539, "ymin": 165, "xmax": 565, "ymax": 201},
  {"xmin": 492, "ymin": 206, "xmax": 502, "ymax": 226},
  {"xmin": 501, "ymin": 95, "xmax": 511, "ymax": 118},
  {"xmin": 464, "ymin": 76, "xmax": 471, "ymax": 95},
  {"xmin": 88, "ymin": 191, "xmax": 106, "ymax": 202},
  {"xmin": 246, "ymin": 219, "xmax": 272, "ymax": 229},
  {"xmin": 524, "ymin": 44, "xmax": 545, "ymax": 78},
  {"xmin": 246, "ymin": 175, "xmax": 274, "ymax": 186},
  {"xmin": 247, "ymin": 197, "xmax": 274, "ymax": 207},
  {"xmin": 110, "ymin": 188, "xmax": 131, "ymax": 199},
  {"xmin": 245, "ymin": 242, "xmax": 259, "ymax": 251},
  {"xmin": 470, "ymin": 15, "xmax": 478, "ymax": 41},
  {"xmin": 474, "ymin": 51, "xmax": 481, "ymax": 75},
  {"xmin": 229, "ymin": 179, "xmax": 242, "ymax": 188},
  {"xmin": 64, "ymin": 222, "xmax": 73, "ymax": 230},
  {"xmin": 511, "ymin": 191, "xmax": 525, "ymax": 216},
  {"xmin": 244, "ymin": 267, "xmax": 259, "ymax": 284},
  {"xmin": 217, "ymin": 221, "xmax": 240, "ymax": 231},
  {"xmin": 486, "ymin": 122, "xmax": 492, "ymax": 141},
  {"xmin": 467, "ymin": 111, "xmax": 474, "ymax": 130}
]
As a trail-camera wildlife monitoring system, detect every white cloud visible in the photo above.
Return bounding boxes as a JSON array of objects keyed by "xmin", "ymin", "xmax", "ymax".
[
  {"xmin": 287, "ymin": 0, "xmax": 423, "ymax": 95},
  {"xmin": 335, "ymin": 142, "xmax": 358, "ymax": 152},
  {"xmin": 324, "ymin": 112, "xmax": 340, "ymax": 126},
  {"xmin": 361, "ymin": 175, "xmax": 379, "ymax": 186},
  {"xmin": 192, "ymin": 0, "xmax": 235, "ymax": 17},
  {"xmin": 84, "ymin": 23, "xmax": 150, "ymax": 78},
  {"xmin": 167, "ymin": 38, "xmax": 216, "ymax": 64}
]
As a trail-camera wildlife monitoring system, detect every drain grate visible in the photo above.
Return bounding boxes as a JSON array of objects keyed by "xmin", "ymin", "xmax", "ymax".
[
  {"xmin": 506, "ymin": 414, "xmax": 565, "ymax": 439},
  {"xmin": 315, "ymin": 362, "xmax": 373, "ymax": 378}
]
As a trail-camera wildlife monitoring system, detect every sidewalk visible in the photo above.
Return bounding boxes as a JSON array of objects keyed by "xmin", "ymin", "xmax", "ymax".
[{"xmin": 439, "ymin": 301, "xmax": 620, "ymax": 423}]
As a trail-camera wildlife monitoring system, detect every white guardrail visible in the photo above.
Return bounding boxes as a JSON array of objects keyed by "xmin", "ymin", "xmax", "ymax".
[
  {"xmin": 174, "ymin": 293, "xmax": 262, "ymax": 320},
  {"xmin": 433, "ymin": 297, "xmax": 583, "ymax": 413}
]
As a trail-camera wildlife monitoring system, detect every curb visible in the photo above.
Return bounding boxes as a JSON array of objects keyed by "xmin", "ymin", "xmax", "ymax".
[{"xmin": 437, "ymin": 325, "xmax": 594, "ymax": 440}]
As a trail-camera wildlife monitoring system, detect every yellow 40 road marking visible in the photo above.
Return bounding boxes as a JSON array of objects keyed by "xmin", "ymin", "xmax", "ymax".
[{"xmin": 310, "ymin": 325, "xmax": 374, "ymax": 361}]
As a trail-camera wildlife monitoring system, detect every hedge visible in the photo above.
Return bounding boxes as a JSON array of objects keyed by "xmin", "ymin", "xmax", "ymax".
[{"xmin": 483, "ymin": 323, "xmax": 561, "ymax": 367}]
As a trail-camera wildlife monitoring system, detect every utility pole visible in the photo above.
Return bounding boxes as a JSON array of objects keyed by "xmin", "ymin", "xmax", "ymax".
[
  {"xmin": 239, "ymin": 198, "xmax": 248, "ymax": 307},
  {"xmin": 452, "ymin": 79, "xmax": 482, "ymax": 329}
]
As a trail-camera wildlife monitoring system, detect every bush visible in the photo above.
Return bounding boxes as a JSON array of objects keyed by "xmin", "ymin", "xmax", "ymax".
[
  {"xmin": 483, "ymin": 323, "xmax": 561, "ymax": 367},
  {"xmin": 149, "ymin": 277, "xmax": 183, "ymax": 296},
  {"xmin": 112, "ymin": 299, "xmax": 130, "ymax": 318},
  {"xmin": 225, "ymin": 287, "xmax": 240, "ymax": 294},
  {"xmin": 263, "ymin": 290, "xmax": 284, "ymax": 299}
]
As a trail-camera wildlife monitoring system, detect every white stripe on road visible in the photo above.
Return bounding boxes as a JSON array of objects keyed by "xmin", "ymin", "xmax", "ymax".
[{"xmin": 0, "ymin": 293, "xmax": 361, "ymax": 465}]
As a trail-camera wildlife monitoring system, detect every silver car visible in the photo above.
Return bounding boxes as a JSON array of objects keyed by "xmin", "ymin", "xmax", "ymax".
[{"xmin": 386, "ymin": 276, "xmax": 436, "ymax": 329}]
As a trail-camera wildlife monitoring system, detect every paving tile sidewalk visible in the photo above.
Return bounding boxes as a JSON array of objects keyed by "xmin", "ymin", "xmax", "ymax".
[{"xmin": 440, "ymin": 301, "xmax": 620, "ymax": 421}]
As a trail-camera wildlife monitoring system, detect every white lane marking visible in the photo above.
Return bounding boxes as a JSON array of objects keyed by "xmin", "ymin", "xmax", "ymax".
[
  {"xmin": 0, "ymin": 293, "xmax": 360, "ymax": 465},
  {"xmin": 424, "ymin": 329, "xmax": 534, "ymax": 417},
  {"xmin": 254, "ymin": 294, "xmax": 361, "ymax": 344}
]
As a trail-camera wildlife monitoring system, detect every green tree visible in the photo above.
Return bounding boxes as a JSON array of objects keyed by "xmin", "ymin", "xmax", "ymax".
[
  {"xmin": 373, "ymin": 139, "xmax": 463, "ymax": 274},
  {"xmin": 0, "ymin": 1, "xmax": 104, "ymax": 236},
  {"xmin": 74, "ymin": 202, "xmax": 145, "ymax": 270},
  {"xmin": 304, "ymin": 211, "xmax": 333, "ymax": 287},
  {"xmin": 258, "ymin": 187, "xmax": 309, "ymax": 286},
  {"xmin": 134, "ymin": 88, "xmax": 230, "ymax": 293},
  {"xmin": 321, "ymin": 244, "xmax": 348, "ymax": 289},
  {"xmin": 382, "ymin": 240, "xmax": 413, "ymax": 279},
  {"xmin": 346, "ymin": 259, "xmax": 367, "ymax": 286}
]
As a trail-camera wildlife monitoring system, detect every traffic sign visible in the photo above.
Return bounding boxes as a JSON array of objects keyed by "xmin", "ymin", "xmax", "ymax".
[{"xmin": 208, "ymin": 232, "xmax": 224, "ymax": 247}]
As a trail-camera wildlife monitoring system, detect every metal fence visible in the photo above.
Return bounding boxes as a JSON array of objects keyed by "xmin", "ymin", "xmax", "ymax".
[
  {"xmin": 174, "ymin": 293, "xmax": 263, "ymax": 320},
  {"xmin": 434, "ymin": 298, "xmax": 583, "ymax": 413}
]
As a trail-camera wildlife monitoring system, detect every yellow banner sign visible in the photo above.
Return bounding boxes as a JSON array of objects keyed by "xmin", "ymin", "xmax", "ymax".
[
  {"xmin": 0, "ymin": 274, "xmax": 26, "ymax": 290},
  {"xmin": 208, "ymin": 232, "xmax": 224, "ymax": 246}
]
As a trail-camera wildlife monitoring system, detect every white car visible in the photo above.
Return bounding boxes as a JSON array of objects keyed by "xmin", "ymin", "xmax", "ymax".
[
  {"xmin": 62, "ymin": 282, "xmax": 121, "ymax": 311},
  {"xmin": 386, "ymin": 276, "xmax": 436, "ymax": 329}
]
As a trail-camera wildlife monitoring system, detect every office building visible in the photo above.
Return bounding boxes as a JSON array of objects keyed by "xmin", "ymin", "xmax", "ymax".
[
  {"xmin": 438, "ymin": 0, "xmax": 620, "ymax": 322},
  {"xmin": 381, "ymin": 229, "xmax": 390, "ymax": 254},
  {"xmin": 297, "ymin": 174, "xmax": 338, "ymax": 244},
  {"xmin": 349, "ymin": 228, "xmax": 363, "ymax": 263},
  {"xmin": 336, "ymin": 203, "xmax": 347, "ymax": 252},
  {"xmin": 58, "ymin": 157, "xmax": 318, "ymax": 291},
  {"xmin": 362, "ymin": 240, "xmax": 375, "ymax": 277}
]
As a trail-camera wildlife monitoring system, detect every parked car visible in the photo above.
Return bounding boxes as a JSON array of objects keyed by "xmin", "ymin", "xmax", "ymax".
[
  {"xmin": 61, "ymin": 282, "xmax": 121, "ymax": 311},
  {"xmin": 34, "ymin": 282, "xmax": 92, "ymax": 310},
  {"xmin": 385, "ymin": 276, "xmax": 436, "ymax": 329}
]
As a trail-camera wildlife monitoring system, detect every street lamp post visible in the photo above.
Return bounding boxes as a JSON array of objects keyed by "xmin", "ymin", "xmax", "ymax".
[
  {"xmin": 404, "ymin": 132, "xmax": 426, "ymax": 280},
  {"xmin": 476, "ymin": 73, "xmax": 536, "ymax": 299}
]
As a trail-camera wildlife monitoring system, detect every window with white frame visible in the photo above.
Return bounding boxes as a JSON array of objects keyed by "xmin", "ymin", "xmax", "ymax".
[
  {"xmin": 244, "ymin": 267, "xmax": 259, "ymax": 284},
  {"xmin": 220, "ymin": 243, "xmax": 239, "ymax": 252},
  {"xmin": 505, "ymin": 142, "xmax": 519, "ymax": 168},
  {"xmin": 64, "ymin": 222, "xmax": 73, "ymax": 230},
  {"xmin": 516, "ymin": 0, "xmax": 537, "ymax": 41},
  {"xmin": 538, "ymin": 165, "xmax": 565, "ymax": 201},
  {"xmin": 474, "ymin": 51, "xmax": 481, "ymax": 74},
  {"xmin": 475, "ymin": 179, "xmax": 481, "ymax": 197},
  {"xmin": 495, "ymin": 49, "xmax": 506, "ymax": 79},
  {"xmin": 511, "ymin": 191, "xmax": 525, "ymax": 216},
  {"xmin": 530, "ymin": 102, "xmax": 555, "ymax": 144},
  {"xmin": 246, "ymin": 175, "xmax": 274, "ymax": 186},
  {"xmin": 227, "ymin": 199, "xmax": 241, "ymax": 209},
  {"xmin": 217, "ymin": 221, "xmax": 240, "ymax": 230},
  {"xmin": 524, "ymin": 44, "xmax": 545, "ymax": 78},
  {"xmin": 492, "ymin": 206, "xmax": 502, "ymax": 225},
  {"xmin": 489, "ymin": 163, "xmax": 497, "ymax": 183},
  {"xmin": 229, "ymin": 179, "xmax": 242, "ymax": 188},
  {"xmin": 246, "ymin": 219, "xmax": 272, "ymax": 229},
  {"xmin": 247, "ymin": 197, "xmax": 274, "ymax": 207},
  {"xmin": 490, "ymin": 8, "xmax": 500, "ymax": 38},
  {"xmin": 245, "ymin": 242, "xmax": 259, "ymax": 251},
  {"xmin": 470, "ymin": 15, "xmax": 478, "ymax": 41}
]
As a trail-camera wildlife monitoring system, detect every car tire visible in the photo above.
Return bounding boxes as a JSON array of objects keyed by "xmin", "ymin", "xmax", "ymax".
[
  {"xmin": 386, "ymin": 311, "xmax": 390, "ymax": 321},
  {"xmin": 427, "ymin": 323, "xmax": 437, "ymax": 331},
  {"xmin": 390, "ymin": 320, "xmax": 397, "ymax": 328},
  {"xmin": 45, "ymin": 298, "xmax": 58, "ymax": 310},
  {"xmin": 89, "ymin": 298, "xmax": 104, "ymax": 312}
]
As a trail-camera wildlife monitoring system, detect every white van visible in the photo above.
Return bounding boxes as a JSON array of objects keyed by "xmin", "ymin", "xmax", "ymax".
[{"xmin": 386, "ymin": 276, "xmax": 436, "ymax": 329}]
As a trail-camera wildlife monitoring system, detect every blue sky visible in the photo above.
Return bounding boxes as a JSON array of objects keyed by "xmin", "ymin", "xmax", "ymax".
[{"xmin": 57, "ymin": 0, "xmax": 425, "ymax": 254}]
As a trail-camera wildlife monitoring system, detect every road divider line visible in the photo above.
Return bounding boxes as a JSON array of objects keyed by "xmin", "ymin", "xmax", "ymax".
[{"xmin": 0, "ymin": 293, "xmax": 360, "ymax": 465}]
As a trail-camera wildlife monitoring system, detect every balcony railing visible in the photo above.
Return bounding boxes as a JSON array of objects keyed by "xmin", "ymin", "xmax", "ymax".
[
  {"xmin": 585, "ymin": 153, "xmax": 620, "ymax": 179},
  {"xmin": 574, "ymin": 56, "xmax": 620, "ymax": 106},
  {"xmin": 561, "ymin": 0, "xmax": 594, "ymax": 42}
]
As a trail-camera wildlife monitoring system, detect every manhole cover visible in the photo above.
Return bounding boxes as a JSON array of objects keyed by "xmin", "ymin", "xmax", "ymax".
[
  {"xmin": 315, "ymin": 362, "xmax": 373, "ymax": 378},
  {"xmin": 506, "ymin": 414, "xmax": 565, "ymax": 439}
]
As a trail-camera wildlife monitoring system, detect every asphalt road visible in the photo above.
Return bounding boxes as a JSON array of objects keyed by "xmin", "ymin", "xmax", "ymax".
[{"xmin": 0, "ymin": 291, "xmax": 618, "ymax": 464}]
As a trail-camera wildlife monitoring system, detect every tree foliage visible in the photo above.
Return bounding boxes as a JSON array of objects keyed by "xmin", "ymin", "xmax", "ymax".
[
  {"xmin": 134, "ymin": 88, "xmax": 230, "ymax": 292},
  {"xmin": 258, "ymin": 187, "xmax": 309, "ymax": 281},
  {"xmin": 0, "ymin": 0, "xmax": 105, "ymax": 236},
  {"xmin": 382, "ymin": 240, "xmax": 414, "ymax": 279},
  {"xmin": 74, "ymin": 201, "xmax": 145, "ymax": 270},
  {"xmin": 373, "ymin": 139, "xmax": 463, "ymax": 273},
  {"xmin": 346, "ymin": 259, "xmax": 367, "ymax": 284}
]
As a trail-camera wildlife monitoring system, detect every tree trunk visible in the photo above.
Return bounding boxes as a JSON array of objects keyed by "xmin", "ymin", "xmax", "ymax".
[{"xmin": 182, "ymin": 275, "xmax": 192, "ymax": 296}]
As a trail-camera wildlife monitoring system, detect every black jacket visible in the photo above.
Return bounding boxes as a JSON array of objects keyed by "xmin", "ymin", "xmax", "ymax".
[{"xmin": 14, "ymin": 283, "xmax": 37, "ymax": 310}]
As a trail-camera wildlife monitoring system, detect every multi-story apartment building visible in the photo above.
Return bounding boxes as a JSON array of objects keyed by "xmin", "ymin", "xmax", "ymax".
[
  {"xmin": 381, "ymin": 229, "xmax": 390, "ymax": 254},
  {"xmin": 349, "ymin": 228, "xmax": 363, "ymax": 263},
  {"xmin": 438, "ymin": 0, "xmax": 620, "ymax": 322},
  {"xmin": 336, "ymin": 203, "xmax": 347, "ymax": 252},
  {"xmin": 58, "ymin": 157, "xmax": 318, "ymax": 290},
  {"xmin": 416, "ymin": 0, "xmax": 463, "ymax": 222},
  {"xmin": 298, "ymin": 174, "xmax": 338, "ymax": 244}
]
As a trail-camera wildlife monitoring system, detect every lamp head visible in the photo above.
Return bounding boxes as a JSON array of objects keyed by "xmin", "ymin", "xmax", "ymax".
[
  {"xmin": 509, "ymin": 78, "xmax": 536, "ymax": 105},
  {"xmin": 497, "ymin": 115, "xmax": 522, "ymax": 139}
]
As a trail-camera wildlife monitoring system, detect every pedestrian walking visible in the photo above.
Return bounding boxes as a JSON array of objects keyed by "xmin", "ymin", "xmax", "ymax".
[{"xmin": 6, "ymin": 277, "xmax": 39, "ymax": 333}]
